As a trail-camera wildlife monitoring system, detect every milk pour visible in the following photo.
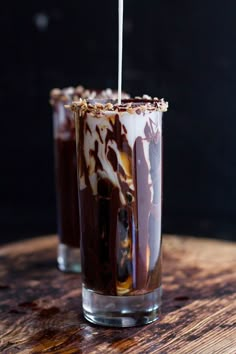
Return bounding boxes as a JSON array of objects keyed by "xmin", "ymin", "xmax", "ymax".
[{"xmin": 118, "ymin": 0, "xmax": 124, "ymax": 105}]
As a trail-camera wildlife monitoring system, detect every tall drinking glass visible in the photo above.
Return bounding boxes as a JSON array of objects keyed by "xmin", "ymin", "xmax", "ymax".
[
  {"xmin": 50, "ymin": 87, "xmax": 81, "ymax": 272},
  {"xmin": 50, "ymin": 87, "xmax": 130, "ymax": 273},
  {"xmin": 73, "ymin": 97, "xmax": 168, "ymax": 326}
]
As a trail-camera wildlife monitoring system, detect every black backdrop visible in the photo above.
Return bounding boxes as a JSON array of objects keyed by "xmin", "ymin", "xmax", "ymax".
[{"xmin": 1, "ymin": 0, "xmax": 236, "ymax": 244}]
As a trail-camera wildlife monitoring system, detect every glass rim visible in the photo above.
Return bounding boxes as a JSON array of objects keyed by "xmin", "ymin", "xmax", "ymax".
[{"xmin": 68, "ymin": 96, "xmax": 168, "ymax": 114}]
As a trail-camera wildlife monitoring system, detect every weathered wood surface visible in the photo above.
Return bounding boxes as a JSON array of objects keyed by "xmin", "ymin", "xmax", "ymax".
[{"xmin": 0, "ymin": 235, "xmax": 235, "ymax": 354}]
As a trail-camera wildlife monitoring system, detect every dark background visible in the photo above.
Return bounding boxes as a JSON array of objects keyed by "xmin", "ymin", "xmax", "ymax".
[{"xmin": 1, "ymin": 1, "xmax": 236, "ymax": 244}]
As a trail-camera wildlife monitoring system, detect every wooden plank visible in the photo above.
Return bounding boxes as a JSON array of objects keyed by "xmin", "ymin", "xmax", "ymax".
[{"xmin": 0, "ymin": 235, "xmax": 235, "ymax": 354}]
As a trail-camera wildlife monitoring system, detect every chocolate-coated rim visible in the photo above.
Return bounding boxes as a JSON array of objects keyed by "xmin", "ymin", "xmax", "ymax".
[{"xmin": 69, "ymin": 96, "xmax": 168, "ymax": 113}]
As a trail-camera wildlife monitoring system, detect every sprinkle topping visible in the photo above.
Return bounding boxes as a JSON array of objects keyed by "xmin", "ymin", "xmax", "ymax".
[{"xmin": 68, "ymin": 95, "xmax": 169, "ymax": 115}]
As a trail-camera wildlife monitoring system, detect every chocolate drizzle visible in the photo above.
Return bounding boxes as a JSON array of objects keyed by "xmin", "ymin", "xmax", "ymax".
[{"xmin": 133, "ymin": 136, "xmax": 152, "ymax": 289}]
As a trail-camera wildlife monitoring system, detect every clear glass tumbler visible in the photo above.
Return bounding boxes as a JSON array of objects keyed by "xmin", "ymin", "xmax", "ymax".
[
  {"xmin": 73, "ymin": 97, "xmax": 168, "ymax": 326},
  {"xmin": 51, "ymin": 87, "xmax": 81, "ymax": 273}
]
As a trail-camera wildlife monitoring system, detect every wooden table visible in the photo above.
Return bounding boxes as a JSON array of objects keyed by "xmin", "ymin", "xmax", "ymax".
[{"xmin": 0, "ymin": 235, "xmax": 235, "ymax": 354}]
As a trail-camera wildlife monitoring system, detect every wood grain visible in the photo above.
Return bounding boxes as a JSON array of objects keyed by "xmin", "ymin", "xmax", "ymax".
[{"xmin": 0, "ymin": 235, "xmax": 235, "ymax": 354}]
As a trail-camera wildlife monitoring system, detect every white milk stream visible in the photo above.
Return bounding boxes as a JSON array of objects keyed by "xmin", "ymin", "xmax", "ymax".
[{"xmin": 118, "ymin": 0, "xmax": 124, "ymax": 105}]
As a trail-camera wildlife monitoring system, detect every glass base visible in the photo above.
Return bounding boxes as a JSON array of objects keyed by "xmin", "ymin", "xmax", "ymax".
[
  {"xmin": 82, "ymin": 285, "xmax": 162, "ymax": 327},
  {"xmin": 57, "ymin": 243, "xmax": 81, "ymax": 273}
]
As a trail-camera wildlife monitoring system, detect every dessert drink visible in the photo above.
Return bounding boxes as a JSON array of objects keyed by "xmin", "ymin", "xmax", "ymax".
[
  {"xmin": 72, "ymin": 96, "xmax": 168, "ymax": 326},
  {"xmin": 50, "ymin": 86, "xmax": 130, "ymax": 273}
]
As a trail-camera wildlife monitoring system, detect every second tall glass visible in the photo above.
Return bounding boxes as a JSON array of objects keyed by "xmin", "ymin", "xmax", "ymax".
[{"xmin": 51, "ymin": 87, "xmax": 80, "ymax": 272}]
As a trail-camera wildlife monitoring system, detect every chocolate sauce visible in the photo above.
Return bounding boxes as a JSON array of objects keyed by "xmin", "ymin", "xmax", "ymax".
[
  {"xmin": 54, "ymin": 137, "xmax": 80, "ymax": 248},
  {"xmin": 76, "ymin": 102, "xmax": 163, "ymax": 296}
]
